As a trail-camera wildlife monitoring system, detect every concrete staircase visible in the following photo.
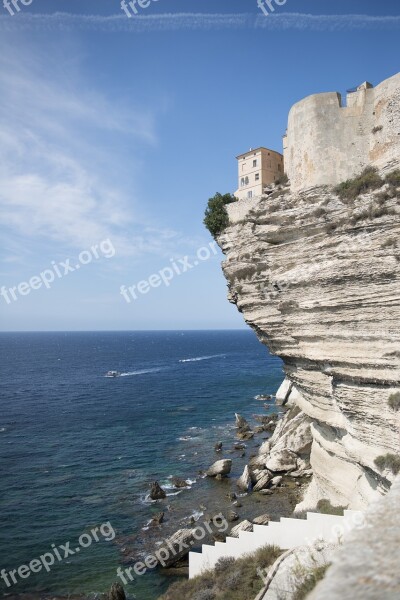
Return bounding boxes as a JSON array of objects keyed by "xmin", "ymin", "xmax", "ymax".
[{"xmin": 189, "ymin": 510, "xmax": 363, "ymax": 578}]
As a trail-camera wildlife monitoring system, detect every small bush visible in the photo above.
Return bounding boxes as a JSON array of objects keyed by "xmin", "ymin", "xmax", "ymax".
[
  {"xmin": 275, "ymin": 173, "xmax": 289, "ymax": 186},
  {"xmin": 223, "ymin": 569, "xmax": 242, "ymax": 589},
  {"xmin": 292, "ymin": 564, "xmax": 331, "ymax": 600},
  {"xmin": 372, "ymin": 125, "xmax": 383, "ymax": 134},
  {"xmin": 388, "ymin": 392, "xmax": 400, "ymax": 411},
  {"xmin": 214, "ymin": 556, "xmax": 235, "ymax": 574},
  {"xmin": 385, "ymin": 170, "xmax": 400, "ymax": 187},
  {"xmin": 316, "ymin": 499, "xmax": 345, "ymax": 516},
  {"xmin": 204, "ymin": 192, "xmax": 236, "ymax": 238},
  {"xmin": 334, "ymin": 167, "xmax": 384, "ymax": 201},
  {"xmin": 193, "ymin": 590, "xmax": 216, "ymax": 600},
  {"xmin": 374, "ymin": 453, "xmax": 400, "ymax": 475}
]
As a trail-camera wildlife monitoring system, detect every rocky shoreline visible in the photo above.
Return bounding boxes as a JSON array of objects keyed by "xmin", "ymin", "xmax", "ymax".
[
  {"xmin": 111, "ymin": 389, "xmax": 311, "ymax": 594},
  {"xmin": 7, "ymin": 387, "xmax": 311, "ymax": 600}
]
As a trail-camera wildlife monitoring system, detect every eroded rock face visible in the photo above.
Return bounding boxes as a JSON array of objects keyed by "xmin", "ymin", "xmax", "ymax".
[{"xmin": 219, "ymin": 179, "xmax": 400, "ymax": 510}]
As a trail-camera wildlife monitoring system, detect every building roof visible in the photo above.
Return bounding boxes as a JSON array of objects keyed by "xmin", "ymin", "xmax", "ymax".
[{"xmin": 236, "ymin": 147, "xmax": 283, "ymax": 160}]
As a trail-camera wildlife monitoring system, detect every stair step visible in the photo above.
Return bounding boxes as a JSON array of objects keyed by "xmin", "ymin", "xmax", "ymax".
[{"xmin": 189, "ymin": 511, "xmax": 365, "ymax": 579}]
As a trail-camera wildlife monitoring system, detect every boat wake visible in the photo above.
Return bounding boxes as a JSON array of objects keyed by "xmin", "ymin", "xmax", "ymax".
[
  {"xmin": 105, "ymin": 367, "xmax": 167, "ymax": 378},
  {"xmin": 179, "ymin": 354, "xmax": 226, "ymax": 363}
]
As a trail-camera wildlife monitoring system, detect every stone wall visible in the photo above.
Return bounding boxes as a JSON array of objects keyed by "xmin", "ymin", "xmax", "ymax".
[{"xmin": 283, "ymin": 72, "xmax": 400, "ymax": 191}]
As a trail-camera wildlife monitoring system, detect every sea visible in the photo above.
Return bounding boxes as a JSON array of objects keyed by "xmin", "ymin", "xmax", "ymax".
[{"xmin": 0, "ymin": 330, "xmax": 284, "ymax": 600}]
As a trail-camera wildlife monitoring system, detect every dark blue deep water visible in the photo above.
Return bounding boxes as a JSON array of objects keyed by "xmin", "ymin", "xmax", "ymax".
[{"xmin": 0, "ymin": 331, "xmax": 283, "ymax": 599}]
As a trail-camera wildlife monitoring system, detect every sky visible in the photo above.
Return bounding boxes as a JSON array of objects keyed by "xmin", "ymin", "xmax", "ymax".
[{"xmin": 0, "ymin": 0, "xmax": 399, "ymax": 331}]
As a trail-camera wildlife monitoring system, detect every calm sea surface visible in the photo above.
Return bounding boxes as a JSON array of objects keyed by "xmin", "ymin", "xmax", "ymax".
[{"xmin": 0, "ymin": 331, "xmax": 284, "ymax": 599}]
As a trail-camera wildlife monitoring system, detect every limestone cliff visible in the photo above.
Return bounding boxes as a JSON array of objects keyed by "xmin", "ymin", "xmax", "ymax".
[{"xmin": 218, "ymin": 175, "xmax": 400, "ymax": 511}]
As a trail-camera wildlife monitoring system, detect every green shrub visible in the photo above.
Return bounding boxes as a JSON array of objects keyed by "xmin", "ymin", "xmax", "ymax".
[
  {"xmin": 275, "ymin": 173, "xmax": 289, "ymax": 186},
  {"xmin": 214, "ymin": 556, "xmax": 235, "ymax": 574},
  {"xmin": 374, "ymin": 453, "xmax": 400, "ymax": 475},
  {"xmin": 334, "ymin": 167, "xmax": 384, "ymax": 201},
  {"xmin": 193, "ymin": 591, "xmax": 216, "ymax": 600},
  {"xmin": 385, "ymin": 170, "xmax": 400, "ymax": 187},
  {"xmin": 158, "ymin": 545, "xmax": 282, "ymax": 600},
  {"xmin": 204, "ymin": 192, "xmax": 236, "ymax": 238},
  {"xmin": 316, "ymin": 499, "xmax": 345, "ymax": 516},
  {"xmin": 292, "ymin": 564, "xmax": 331, "ymax": 600},
  {"xmin": 388, "ymin": 392, "xmax": 400, "ymax": 411}
]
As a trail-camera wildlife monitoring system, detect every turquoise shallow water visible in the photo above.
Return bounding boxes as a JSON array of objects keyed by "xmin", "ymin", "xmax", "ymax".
[{"xmin": 0, "ymin": 330, "xmax": 283, "ymax": 599}]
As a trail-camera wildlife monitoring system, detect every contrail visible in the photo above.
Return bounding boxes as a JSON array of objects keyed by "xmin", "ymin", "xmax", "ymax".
[{"xmin": 0, "ymin": 12, "xmax": 399, "ymax": 32}]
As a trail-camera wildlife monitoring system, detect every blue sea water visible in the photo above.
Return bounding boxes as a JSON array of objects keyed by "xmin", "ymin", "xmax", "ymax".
[{"xmin": 0, "ymin": 331, "xmax": 283, "ymax": 599}]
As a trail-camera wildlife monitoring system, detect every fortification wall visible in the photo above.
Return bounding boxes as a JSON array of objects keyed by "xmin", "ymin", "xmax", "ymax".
[{"xmin": 284, "ymin": 72, "xmax": 400, "ymax": 191}]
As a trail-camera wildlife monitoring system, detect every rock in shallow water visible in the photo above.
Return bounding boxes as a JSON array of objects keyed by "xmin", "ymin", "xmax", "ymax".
[
  {"xmin": 236, "ymin": 465, "xmax": 252, "ymax": 492},
  {"xmin": 230, "ymin": 520, "xmax": 253, "ymax": 537},
  {"xmin": 253, "ymin": 514, "xmax": 271, "ymax": 525},
  {"xmin": 235, "ymin": 413, "xmax": 251, "ymax": 431},
  {"xmin": 150, "ymin": 481, "xmax": 167, "ymax": 500},
  {"xmin": 206, "ymin": 459, "xmax": 232, "ymax": 477},
  {"xmin": 171, "ymin": 477, "xmax": 190, "ymax": 488},
  {"xmin": 253, "ymin": 472, "xmax": 272, "ymax": 492},
  {"xmin": 109, "ymin": 583, "xmax": 126, "ymax": 600},
  {"xmin": 155, "ymin": 529, "xmax": 196, "ymax": 568}
]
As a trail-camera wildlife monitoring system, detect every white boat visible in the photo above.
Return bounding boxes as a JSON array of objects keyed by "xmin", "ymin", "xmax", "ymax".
[{"xmin": 106, "ymin": 371, "xmax": 121, "ymax": 378}]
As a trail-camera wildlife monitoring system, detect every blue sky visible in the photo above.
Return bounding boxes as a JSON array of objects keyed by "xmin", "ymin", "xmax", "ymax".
[{"xmin": 0, "ymin": 0, "xmax": 399, "ymax": 331}]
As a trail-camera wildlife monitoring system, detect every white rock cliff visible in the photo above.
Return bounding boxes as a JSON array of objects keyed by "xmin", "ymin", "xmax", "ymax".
[{"xmin": 218, "ymin": 75, "xmax": 400, "ymax": 511}]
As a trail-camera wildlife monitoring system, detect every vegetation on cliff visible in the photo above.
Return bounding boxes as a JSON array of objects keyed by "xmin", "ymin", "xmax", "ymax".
[
  {"xmin": 334, "ymin": 167, "xmax": 400, "ymax": 201},
  {"xmin": 374, "ymin": 453, "xmax": 400, "ymax": 475},
  {"xmin": 204, "ymin": 192, "xmax": 236, "ymax": 238},
  {"xmin": 158, "ymin": 545, "xmax": 282, "ymax": 600}
]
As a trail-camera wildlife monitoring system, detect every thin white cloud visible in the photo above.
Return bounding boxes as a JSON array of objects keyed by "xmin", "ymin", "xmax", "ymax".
[
  {"xmin": 0, "ymin": 12, "xmax": 399, "ymax": 32},
  {"xmin": 0, "ymin": 38, "xmax": 162, "ymax": 260}
]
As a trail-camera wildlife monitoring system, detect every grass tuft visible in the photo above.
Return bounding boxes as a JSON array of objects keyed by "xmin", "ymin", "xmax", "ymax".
[
  {"xmin": 374, "ymin": 453, "xmax": 400, "ymax": 475},
  {"xmin": 334, "ymin": 167, "xmax": 383, "ymax": 201},
  {"xmin": 388, "ymin": 392, "xmax": 400, "ymax": 411}
]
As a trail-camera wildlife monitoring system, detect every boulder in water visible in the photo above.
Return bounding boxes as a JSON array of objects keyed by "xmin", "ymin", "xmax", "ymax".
[
  {"xmin": 235, "ymin": 413, "xmax": 251, "ymax": 431},
  {"xmin": 230, "ymin": 520, "xmax": 253, "ymax": 538},
  {"xmin": 109, "ymin": 583, "xmax": 126, "ymax": 600},
  {"xmin": 236, "ymin": 465, "xmax": 252, "ymax": 492},
  {"xmin": 206, "ymin": 459, "xmax": 232, "ymax": 477},
  {"xmin": 150, "ymin": 481, "xmax": 167, "ymax": 500}
]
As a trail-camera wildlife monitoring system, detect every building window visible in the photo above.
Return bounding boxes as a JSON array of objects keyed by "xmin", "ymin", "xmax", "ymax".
[
  {"xmin": 255, "ymin": 173, "xmax": 260, "ymax": 181},
  {"xmin": 245, "ymin": 176, "xmax": 249, "ymax": 185},
  {"xmin": 278, "ymin": 164, "xmax": 282, "ymax": 171},
  {"xmin": 247, "ymin": 191, "xmax": 253, "ymax": 199},
  {"xmin": 253, "ymin": 159, "xmax": 257, "ymax": 167},
  {"xmin": 241, "ymin": 178, "xmax": 245, "ymax": 187}
]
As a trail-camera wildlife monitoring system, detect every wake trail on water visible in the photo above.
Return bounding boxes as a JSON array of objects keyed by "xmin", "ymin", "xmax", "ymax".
[{"xmin": 178, "ymin": 354, "xmax": 226, "ymax": 363}]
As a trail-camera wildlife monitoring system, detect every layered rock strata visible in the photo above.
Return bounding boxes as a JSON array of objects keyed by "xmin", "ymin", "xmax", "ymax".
[{"xmin": 219, "ymin": 178, "xmax": 400, "ymax": 510}]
